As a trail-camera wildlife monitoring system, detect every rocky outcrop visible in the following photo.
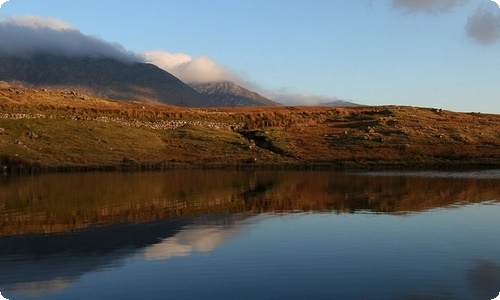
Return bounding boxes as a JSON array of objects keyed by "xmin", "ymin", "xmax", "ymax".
[{"xmin": 190, "ymin": 81, "xmax": 280, "ymax": 107}]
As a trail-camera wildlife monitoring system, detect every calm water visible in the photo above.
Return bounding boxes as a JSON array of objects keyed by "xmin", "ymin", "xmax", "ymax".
[{"xmin": 0, "ymin": 170, "xmax": 499, "ymax": 300}]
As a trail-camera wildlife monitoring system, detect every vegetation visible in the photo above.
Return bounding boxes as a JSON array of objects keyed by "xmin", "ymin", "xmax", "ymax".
[{"xmin": 1, "ymin": 85, "xmax": 499, "ymax": 172}]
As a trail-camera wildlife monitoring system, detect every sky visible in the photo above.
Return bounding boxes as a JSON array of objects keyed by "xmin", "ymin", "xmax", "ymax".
[{"xmin": 0, "ymin": 0, "xmax": 499, "ymax": 113}]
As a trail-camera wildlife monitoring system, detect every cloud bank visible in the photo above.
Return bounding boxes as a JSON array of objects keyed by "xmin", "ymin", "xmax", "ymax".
[
  {"xmin": 0, "ymin": 16, "xmax": 139, "ymax": 62},
  {"xmin": 392, "ymin": 0, "xmax": 469, "ymax": 14},
  {"xmin": 142, "ymin": 50, "xmax": 243, "ymax": 84},
  {"xmin": 0, "ymin": 16, "xmax": 246, "ymax": 84},
  {"xmin": 466, "ymin": 2, "xmax": 500, "ymax": 45}
]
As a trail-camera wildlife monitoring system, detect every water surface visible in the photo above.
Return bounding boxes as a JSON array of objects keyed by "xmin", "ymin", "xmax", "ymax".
[{"xmin": 0, "ymin": 170, "xmax": 499, "ymax": 299}]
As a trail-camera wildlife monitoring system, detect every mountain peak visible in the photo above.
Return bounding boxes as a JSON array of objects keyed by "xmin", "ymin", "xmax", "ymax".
[{"xmin": 189, "ymin": 81, "xmax": 281, "ymax": 107}]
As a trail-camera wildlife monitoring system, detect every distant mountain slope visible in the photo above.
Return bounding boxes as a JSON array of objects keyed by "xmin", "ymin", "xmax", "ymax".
[
  {"xmin": 189, "ymin": 81, "xmax": 281, "ymax": 107},
  {"xmin": 266, "ymin": 93, "xmax": 359, "ymax": 107},
  {"xmin": 0, "ymin": 52, "xmax": 207, "ymax": 106},
  {"xmin": 320, "ymin": 100, "xmax": 360, "ymax": 107}
]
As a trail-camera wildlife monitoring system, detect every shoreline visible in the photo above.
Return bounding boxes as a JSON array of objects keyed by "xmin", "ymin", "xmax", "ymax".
[{"xmin": 3, "ymin": 159, "xmax": 499, "ymax": 176}]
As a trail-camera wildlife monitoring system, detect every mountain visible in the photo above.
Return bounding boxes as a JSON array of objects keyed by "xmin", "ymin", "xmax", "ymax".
[
  {"xmin": 189, "ymin": 81, "xmax": 281, "ymax": 107},
  {"xmin": 267, "ymin": 93, "xmax": 359, "ymax": 107},
  {"xmin": 320, "ymin": 100, "xmax": 360, "ymax": 107},
  {"xmin": 0, "ymin": 52, "xmax": 207, "ymax": 106}
]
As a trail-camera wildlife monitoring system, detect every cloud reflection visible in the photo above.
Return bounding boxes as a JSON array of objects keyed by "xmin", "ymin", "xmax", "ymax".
[
  {"xmin": 4, "ymin": 279, "xmax": 73, "ymax": 297},
  {"xmin": 144, "ymin": 216, "xmax": 247, "ymax": 260}
]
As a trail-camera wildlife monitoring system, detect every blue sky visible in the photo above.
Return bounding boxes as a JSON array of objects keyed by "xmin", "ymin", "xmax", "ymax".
[{"xmin": 1, "ymin": 0, "xmax": 499, "ymax": 112}]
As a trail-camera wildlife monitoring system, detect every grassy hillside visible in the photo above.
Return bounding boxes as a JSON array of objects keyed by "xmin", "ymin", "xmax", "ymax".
[{"xmin": 1, "ymin": 85, "xmax": 499, "ymax": 172}]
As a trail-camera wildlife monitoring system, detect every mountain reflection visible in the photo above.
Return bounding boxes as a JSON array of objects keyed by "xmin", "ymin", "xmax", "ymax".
[
  {"xmin": 0, "ymin": 218, "xmax": 188, "ymax": 296},
  {"xmin": 0, "ymin": 213, "xmax": 252, "ymax": 296}
]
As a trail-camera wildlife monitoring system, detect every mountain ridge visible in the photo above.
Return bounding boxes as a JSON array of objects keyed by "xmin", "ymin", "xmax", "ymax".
[
  {"xmin": 0, "ymin": 53, "xmax": 286, "ymax": 107},
  {"xmin": 320, "ymin": 100, "xmax": 360, "ymax": 107},
  {"xmin": 189, "ymin": 81, "xmax": 281, "ymax": 107},
  {"xmin": 0, "ymin": 52, "xmax": 207, "ymax": 106}
]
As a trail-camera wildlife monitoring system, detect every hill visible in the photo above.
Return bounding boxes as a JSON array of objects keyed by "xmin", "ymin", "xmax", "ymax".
[
  {"xmin": 189, "ymin": 81, "xmax": 280, "ymax": 107},
  {"xmin": 320, "ymin": 100, "xmax": 360, "ymax": 107},
  {"xmin": 0, "ymin": 86, "xmax": 499, "ymax": 172},
  {"xmin": 0, "ymin": 52, "xmax": 207, "ymax": 106}
]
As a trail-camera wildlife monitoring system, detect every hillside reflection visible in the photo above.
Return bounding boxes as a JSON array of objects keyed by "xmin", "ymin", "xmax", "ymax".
[{"xmin": 1, "ymin": 170, "xmax": 499, "ymax": 236}]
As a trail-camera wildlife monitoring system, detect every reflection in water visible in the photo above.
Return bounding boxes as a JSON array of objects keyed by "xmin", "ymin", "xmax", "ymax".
[
  {"xmin": 0, "ymin": 218, "xmax": 187, "ymax": 296},
  {"xmin": 145, "ymin": 214, "xmax": 248, "ymax": 260},
  {"xmin": 361, "ymin": 169, "xmax": 500, "ymax": 179},
  {"xmin": 5, "ymin": 279, "xmax": 72, "ymax": 297},
  {"xmin": 0, "ymin": 211, "xmax": 253, "ymax": 296},
  {"xmin": 1, "ymin": 170, "xmax": 499, "ymax": 235},
  {"xmin": 0, "ymin": 170, "xmax": 499, "ymax": 299}
]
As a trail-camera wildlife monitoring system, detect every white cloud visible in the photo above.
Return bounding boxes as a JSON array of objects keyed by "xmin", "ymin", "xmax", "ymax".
[
  {"xmin": 466, "ymin": 2, "xmax": 500, "ymax": 45},
  {"xmin": 0, "ymin": 0, "xmax": 9, "ymax": 9},
  {"xmin": 492, "ymin": 0, "xmax": 500, "ymax": 8},
  {"xmin": 142, "ymin": 50, "xmax": 243, "ymax": 84},
  {"xmin": 142, "ymin": 51, "xmax": 192, "ymax": 70},
  {"xmin": 0, "ymin": 16, "xmax": 140, "ymax": 61},
  {"xmin": 2, "ymin": 15, "xmax": 72, "ymax": 30},
  {"xmin": 392, "ymin": 0, "xmax": 469, "ymax": 14},
  {"xmin": 0, "ymin": 16, "xmax": 250, "ymax": 84}
]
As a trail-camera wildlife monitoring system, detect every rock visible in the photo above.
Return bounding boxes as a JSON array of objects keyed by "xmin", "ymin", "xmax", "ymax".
[
  {"xmin": 27, "ymin": 131, "xmax": 39, "ymax": 139},
  {"xmin": 0, "ymin": 128, "xmax": 5, "ymax": 134}
]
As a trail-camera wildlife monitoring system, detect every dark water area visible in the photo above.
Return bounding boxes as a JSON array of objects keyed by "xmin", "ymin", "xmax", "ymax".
[{"xmin": 0, "ymin": 170, "xmax": 499, "ymax": 300}]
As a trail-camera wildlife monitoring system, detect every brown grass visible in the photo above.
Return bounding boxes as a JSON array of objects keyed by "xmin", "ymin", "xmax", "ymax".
[{"xmin": 1, "ymin": 86, "xmax": 499, "ymax": 171}]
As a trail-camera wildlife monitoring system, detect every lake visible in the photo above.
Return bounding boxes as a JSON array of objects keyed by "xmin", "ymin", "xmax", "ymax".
[{"xmin": 0, "ymin": 170, "xmax": 499, "ymax": 300}]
